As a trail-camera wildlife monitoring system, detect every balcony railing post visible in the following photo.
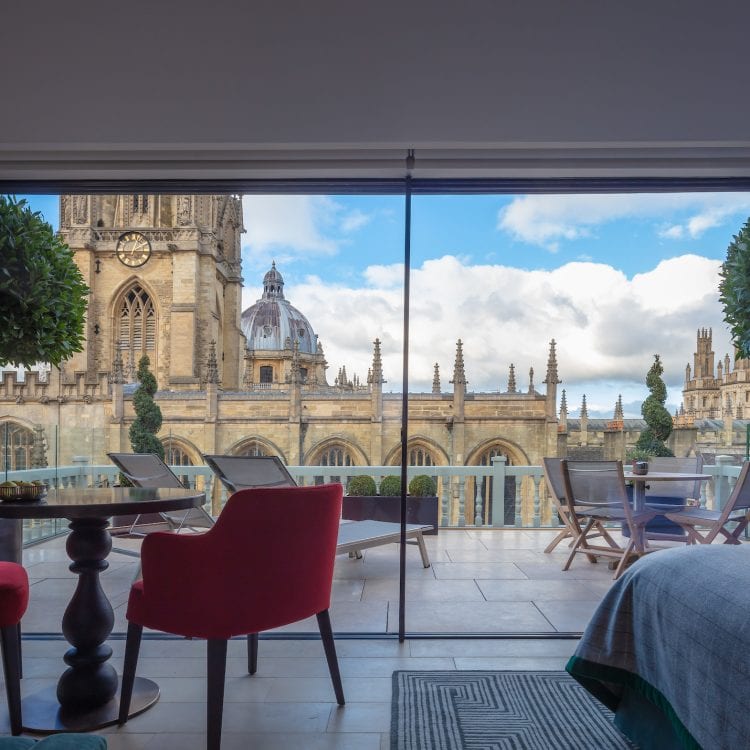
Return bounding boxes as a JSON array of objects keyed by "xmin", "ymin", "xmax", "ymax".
[
  {"xmin": 714, "ymin": 455, "xmax": 733, "ymax": 510},
  {"xmin": 457, "ymin": 476, "xmax": 466, "ymax": 527},
  {"xmin": 491, "ymin": 456, "xmax": 506, "ymax": 527},
  {"xmin": 514, "ymin": 476, "xmax": 523, "ymax": 528},
  {"xmin": 532, "ymin": 474, "xmax": 541, "ymax": 527}
]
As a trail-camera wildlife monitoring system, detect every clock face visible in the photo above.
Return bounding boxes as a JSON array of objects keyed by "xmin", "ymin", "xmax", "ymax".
[{"xmin": 116, "ymin": 231, "xmax": 151, "ymax": 267}]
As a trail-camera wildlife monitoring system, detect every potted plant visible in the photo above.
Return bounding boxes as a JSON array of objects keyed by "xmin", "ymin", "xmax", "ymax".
[
  {"xmin": 0, "ymin": 196, "xmax": 89, "ymax": 561},
  {"xmin": 342, "ymin": 472, "xmax": 439, "ymax": 534}
]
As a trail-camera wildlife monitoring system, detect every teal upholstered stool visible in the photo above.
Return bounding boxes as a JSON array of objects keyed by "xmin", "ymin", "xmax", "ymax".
[{"xmin": 0, "ymin": 736, "xmax": 106, "ymax": 749}]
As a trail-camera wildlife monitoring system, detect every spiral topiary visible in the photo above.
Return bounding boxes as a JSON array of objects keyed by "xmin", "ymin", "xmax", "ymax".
[
  {"xmin": 346, "ymin": 475, "xmax": 377, "ymax": 496},
  {"xmin": 129, "ymin": 355, "xmax": 164, "ymax": 459},
  {"xmin": 378, "ymin": 475, "xmax": 401, "ymax": 496},
  {"xmin": 408, "ymin": 474, "xmax": 437, "ymax": 496},
  {"xmin": 634, "ymin": 354, "xmax": 673, "ymax": 458},
  {"xmin": 719, "ymin": 218, "xmax": 750, "ymax": 358}
]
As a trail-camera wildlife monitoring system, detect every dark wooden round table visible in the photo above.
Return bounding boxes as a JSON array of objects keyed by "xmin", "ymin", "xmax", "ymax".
[{"xmin": 0, "ymin": 486, "xmax": 205, "ymax": 733}]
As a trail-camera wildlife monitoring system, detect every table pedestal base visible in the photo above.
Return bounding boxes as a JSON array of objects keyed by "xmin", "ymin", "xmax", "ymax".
[{"xmin": 21, "ymin": 677, "xmax": 159, "ymax": 733}]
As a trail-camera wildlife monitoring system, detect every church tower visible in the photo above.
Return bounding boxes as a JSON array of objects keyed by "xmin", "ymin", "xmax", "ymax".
[{"xmin": 58, "ymin": 195, "xmax": 245, "ymax": 390}]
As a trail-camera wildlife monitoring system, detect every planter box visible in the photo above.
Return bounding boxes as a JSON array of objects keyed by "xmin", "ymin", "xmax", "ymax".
[{"xmin": 342, "ymin": 496, "xmax": 438, "ymax": 535}]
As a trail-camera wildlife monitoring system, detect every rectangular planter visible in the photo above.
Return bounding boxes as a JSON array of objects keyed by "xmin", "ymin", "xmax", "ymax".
[{"xmin": 342, "ymin": 496, "xmax": 439, "ymax": 535}]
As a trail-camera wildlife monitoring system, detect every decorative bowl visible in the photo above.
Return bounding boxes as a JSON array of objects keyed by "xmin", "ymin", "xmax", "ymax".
[{"xmin": 0, "ymin": 483, "xmax": 48, "ymax": 502}]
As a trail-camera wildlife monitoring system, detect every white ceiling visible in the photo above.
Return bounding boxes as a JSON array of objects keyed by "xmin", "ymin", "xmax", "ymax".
[{"xmin": 3, "ymin": 0, "xmax": 750, "ymax": 180}]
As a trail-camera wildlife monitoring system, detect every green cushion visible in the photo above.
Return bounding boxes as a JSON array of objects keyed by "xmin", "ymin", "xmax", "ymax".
[
  {"xmin": 0, "ymin": 737, "xmax": 106, "ymax": 750},
  {"xmin": 35, "ymin": 737, "xmax": 106, "ymax": 750},
  {"xmin": 0, "ymin": 739, "xmax": 37, "ymax": 750}
]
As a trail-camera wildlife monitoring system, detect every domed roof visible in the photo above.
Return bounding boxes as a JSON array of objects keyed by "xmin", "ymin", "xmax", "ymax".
[{"xmin": 240, "ymin": 262, "xmax": 318, "ymax": 354}]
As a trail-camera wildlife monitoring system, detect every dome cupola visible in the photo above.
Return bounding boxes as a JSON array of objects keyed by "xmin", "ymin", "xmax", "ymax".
[{"xmin": 240, "ymin": 262, "xmax": 318, "ymax": 354}]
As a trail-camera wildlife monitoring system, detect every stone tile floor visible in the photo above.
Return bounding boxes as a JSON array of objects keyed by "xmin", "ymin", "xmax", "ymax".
[{"xmin": 3, "ymin": 527, "xmax": 676, "ymax": 747}]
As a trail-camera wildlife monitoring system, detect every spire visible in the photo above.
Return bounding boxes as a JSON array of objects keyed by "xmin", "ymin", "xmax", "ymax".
[
  {"xmin": 614, "ymin": 394, "xmax": 624, "ymax": 421},
  {"xmin": 450, "ymin": 340, "xmax": 467, "ymax": 385},
  {"xmin": 528, "ymin": 366, "xmax": 535, "ymax": 394},
  {"xmin": 370, "ymin": 338, "xmax": 384, "ymax": 384},
  {"xmin": 580, "ymin": 394, "xmax": 588, "ymax": 418},
  {"xmin": 507, "ymin": 363, "xmax": 517, "ymax": 393},
  {"xmin": 206, "ymin": 340, "xmax": 219, "ymax": 384},
  {"xmin": 560, "ymin": 389, "xmax": 568, "ymax": 418},
  {"xmin": 111, "ymin": 342, "xmax": 124, "ymax": 384},
  {"xmin": 545, "ymin": 339, "xmax": 561, "ymax": 385},
  {"xmin": 432, "ymin": 363, "xmax": 441, "ymax": 394}
]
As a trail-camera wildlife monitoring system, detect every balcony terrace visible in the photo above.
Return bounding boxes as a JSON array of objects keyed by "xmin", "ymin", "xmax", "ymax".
[{"xmin": 0, "ymin": 460, "xmax": 743, "ymax": 746}]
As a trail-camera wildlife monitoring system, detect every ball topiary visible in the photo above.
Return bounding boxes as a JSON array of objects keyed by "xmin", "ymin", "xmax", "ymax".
[
  {"xmin": 408, "ymin": 474, "xmax": 437, "ymax": 496},
  {"xmin": 378, "ymin": 475, "xmax": 402, "ymax": 496},
  {"xmin": 346, "ymin": 475, "xmax": 377, "ymax": 496}
]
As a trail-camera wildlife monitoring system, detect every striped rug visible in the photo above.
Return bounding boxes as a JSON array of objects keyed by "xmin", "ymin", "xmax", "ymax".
[{"xmin": 392, "ymin": 671, "xmax": 635, "ymax": 750}]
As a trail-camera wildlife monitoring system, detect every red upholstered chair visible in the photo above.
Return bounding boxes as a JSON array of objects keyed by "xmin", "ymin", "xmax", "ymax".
[
  {"xmin": 0, "ymin": 562, "xmax": 29, "ymax": 735},
  {"xmin": 118, "ymin": 483, "xmax": 344, "ymax": 750}
]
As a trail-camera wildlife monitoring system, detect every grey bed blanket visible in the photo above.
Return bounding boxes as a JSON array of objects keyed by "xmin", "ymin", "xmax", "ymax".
[{"xmin": 566, "ymin": 544, "xmax": 750, "ymax": 750}]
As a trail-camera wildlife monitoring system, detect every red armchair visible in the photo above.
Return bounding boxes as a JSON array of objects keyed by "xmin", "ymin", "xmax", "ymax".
[
  {"xmin": 117, "ymin": 483, "xmax": 344, "ymax": 750},
  {"xmin": 0, "ymin": 561, "xmax": 29, "ymax": 735}
]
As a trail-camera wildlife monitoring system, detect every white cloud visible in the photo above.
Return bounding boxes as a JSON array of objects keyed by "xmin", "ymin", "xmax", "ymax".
[
  {"xmin": 241, "ymin": 196, "xmax": 375, "ymax": 272},
  {"xmin": 498, "ymin": 193, "xmax": 750, "ymax": 248},
  {"xmin": 242, "ymin": 254, "xmax": 732, "ymax": 415}
]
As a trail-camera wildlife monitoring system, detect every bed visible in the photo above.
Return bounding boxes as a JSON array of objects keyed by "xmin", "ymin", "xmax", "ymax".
[{"xmin": 566, "ymin": 544, "xmax": 750, "ymax": 750}]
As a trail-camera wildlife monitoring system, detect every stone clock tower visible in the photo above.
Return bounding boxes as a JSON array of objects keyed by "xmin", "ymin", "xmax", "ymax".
[{"xmin": 58, "ymin": 194, "xmax": 245, "ymax": 390}]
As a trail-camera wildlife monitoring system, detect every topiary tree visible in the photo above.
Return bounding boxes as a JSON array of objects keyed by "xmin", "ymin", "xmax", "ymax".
[
  {"xmin": 0, "ymin": 196, "xmax": 88, "ymax": 368},
  {"xmin": 346, "ymin": 475, "xmax": 376, "ymax": 496},
  {"xmin": 378, "ymin": 475, "xmax": 401, "ymax": 496},
  {"xmin": 408, "ymin": 474, "xmax": 437, "ymax": 496},
  {"xmin": 719, "ymin": 217, "xmax": 750, "ymax": 358},
  {"xmin": 634, "ymin": 354, "xmax": 674, "ymax": 458},
  {"xmin": 128, "ymin": 355, "xmax": 164, "ymax": 459}
]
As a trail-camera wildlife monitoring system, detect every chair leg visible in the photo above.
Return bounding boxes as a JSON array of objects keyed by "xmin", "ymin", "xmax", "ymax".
[
  {"xmin": 0, "ymin": 624, "xmax": 23, "ymax": 735},
  {"xmin": 118, "ymin": 621, "xmax": 143, "ymax": 725},
  {"xmin": 613, "ymin": 539, "xmax": 635, "ymax": 580},
  {"xmin": 207, "ymin": 639, "xmax": 228, "ymax": 750},
  {"xmin": 543, "ymin": 527, "xmax": 572, "ymax": 554},
  {"xmin": 247, "ymin": 633, "xmax": 258, "ymax": 675},
  {"xmin": 316, "ymin": 610, "xmax": 344, "ymax": 706}
]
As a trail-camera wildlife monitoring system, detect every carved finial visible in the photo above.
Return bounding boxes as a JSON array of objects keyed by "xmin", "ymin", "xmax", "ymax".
[
  {"xmin": 614, "ymin": 394, "xmax": 624, "ymax": 421},
  {"xmin": 545, "ymin": 339, "xmax": 561, "ymax": 385},
  {"xmin": 112, "ymin": 342, "xmax": 124, "ymax": 384},
  {"xmin": 528, "ymin": 366, "xmax": 535, "ymax": 394},
  {"xmin": 560, "ymin": 389, "xmax": 568, "ymax": 417},
  {"xmin": 450, "ymin": 340, "xmax": 467, "ymax": 385},
  {"xmin": 432, "ymin": 363, "xmax": 441, "ymax": 394},
  {"xmin": 580, "ymin": 394, "xmax": 588, "ymax": 418},
  {"xmin": 507, "ymin": 364, "xmax": 517, "ymax": 393},
  {"xmin": 206, "ymin": 340, "xmax": 219, "ymax": 384},
  {"xmin": 371, "ymin": 338, "xmax": 385, "ymax": 384}
]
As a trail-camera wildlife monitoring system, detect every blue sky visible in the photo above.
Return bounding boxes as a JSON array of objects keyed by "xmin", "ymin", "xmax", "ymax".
[{"xmin": 16, "ymin": 192, "xmax": 750, "ymax": 418}]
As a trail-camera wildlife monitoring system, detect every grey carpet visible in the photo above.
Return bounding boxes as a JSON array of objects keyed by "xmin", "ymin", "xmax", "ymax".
[{"xmin": 392, "ymin": 670, "xmax": 635, "ymax": 750}]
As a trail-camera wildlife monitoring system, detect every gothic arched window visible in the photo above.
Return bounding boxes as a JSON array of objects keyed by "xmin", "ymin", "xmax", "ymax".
[
  {"xmin": 163, "ymin": 441, "xmax": 193, "ymax": 467},
  {"xmin": 319, "ymin": 444, "xmax": 355, "ymax": 467},
  {"xmin": 0, "ymin": 422, "xmax": 35, "ymax": 472},
  {"xmin": 132, "ymin": 195, "xmax": 148, "ymax": 213},
  {"xmin": 409, "ymin": 446, "xmax": 435, "ymax": 467},
  {"xmin": 235, "ymin": 440, "xmax": 269, "ymax": 457},
  {"xmin": 118, "ymin": 285, "xmax": 156, "ymax": 373}
]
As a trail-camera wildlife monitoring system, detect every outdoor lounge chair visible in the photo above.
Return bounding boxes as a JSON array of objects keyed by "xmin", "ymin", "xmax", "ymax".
[
  {"xmin": 107, "ymin": 453, "xmax": 215, "ymax": 540},
  {"xmin": 561, "ymin": 459, "xmax": 658, "ymax": 580},
  {"xmin": 203, "ymin": 454, "xmax": 433, "ymax": 567},
  {"xmin": 542, "ymin": 457, "xmax": 619, "ymax": 556},
  {"xmin": 665, "ymin": 460, "xmax": 750, "ymax": 544}
]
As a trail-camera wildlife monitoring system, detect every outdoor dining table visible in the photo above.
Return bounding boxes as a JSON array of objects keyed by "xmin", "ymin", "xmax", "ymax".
[
  {"xmin": 0, "ymin": 486, "xmax": 204, "ymax": 733},
  {"xmin": 623, "ymin": 471, "xmax": 711, "ymax": 512}
]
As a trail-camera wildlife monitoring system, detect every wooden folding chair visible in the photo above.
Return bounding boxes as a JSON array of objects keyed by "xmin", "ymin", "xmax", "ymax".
[
  {"xmin": 542, "ymin": 457, "xmax": 619, "ymax": 557},
  {"xmin": 666, "ymin": 461, "xmax": 750, "ymax": 544},
  {"xmin": 561, "ymin": 459, "xmax": 657, "ymax": 580}
]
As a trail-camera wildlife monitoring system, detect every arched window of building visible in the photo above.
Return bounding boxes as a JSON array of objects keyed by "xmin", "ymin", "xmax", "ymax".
[
  {"xmin": 118, "ymin": 285, "xmax": 156, "ymax": 373},
  {"xmin": 235, "ymin": 440, "xmax": 269, "ymax": 457},
  {"xmin": 319, "ymin": 444, "xmax": 355, "ymax": 467},
  {"xmin": 0, "ymin": 422, "xmax": 35, "ymax": 472},
  {"xmin": 259, "ymin": 366, "xmax": 273, "ymax": 384},
  {"xmin": 163, "ymin": 441, "xmax": 193, "ymax": 467},
  {"xmin": 409, "ymin": 446, "xmax": 435, "ymax": 467}
]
